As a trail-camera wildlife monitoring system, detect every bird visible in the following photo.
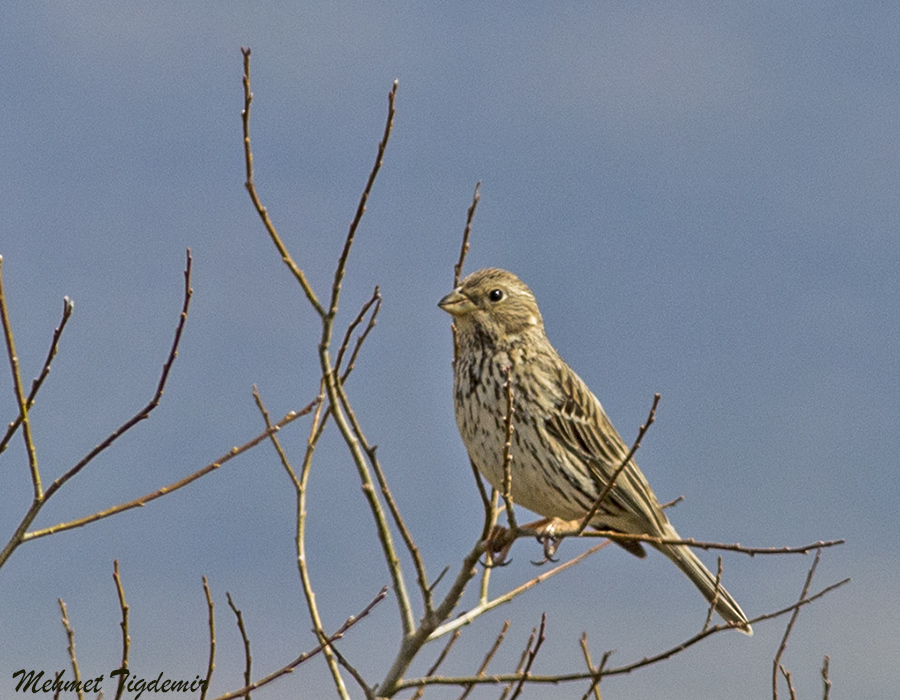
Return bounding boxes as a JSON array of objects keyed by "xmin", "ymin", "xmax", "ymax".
[{"xmin": 439, "ymin": 267, "xmax": 752, "ymax": 634}]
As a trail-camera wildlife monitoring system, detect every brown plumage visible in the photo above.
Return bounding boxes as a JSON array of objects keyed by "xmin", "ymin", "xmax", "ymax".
[{"xmin": 439, "ymin": 268, "xmax": 752, "ymax": 634}]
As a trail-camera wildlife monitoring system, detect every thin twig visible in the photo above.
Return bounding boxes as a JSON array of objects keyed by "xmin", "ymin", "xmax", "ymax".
[
  {"xmin": 479, "ymin": 489, "xmax": 501, "ymax": 604},
  {"xmin": 379, "ymin": 542, "xmax": 486, "ymax": 694},
  {"xmin": 253, "ymin": 389, "xmax": 349, "ymax": 699},
  {"xmin": 453, "ymin": 181, "xmax": 481, "ymax": 287},
  {"xmin": 780, "ymin": 665, "xmax": 797, "ymax": 700},
  {"xmin": 243, "ymin": 62, "xmax": 399, "ymax": 649},
  {"xmin": 309, "ymin": 78, "xmax": 412, "ymax": 638},
  {"xmin": 499, "ymin": 626, "xmax": 537, "ymax": 700},
  {"xmin": 577, "ymin": 394, "xmax": 659, "ymax": 535},
  {"xmin": 574, "ymin": 531, "xmax": 845, "ymax": 556},
  {"xmin": 0, "ymin": 295, "xmax": 74, "ymax": 456},
  {"xmin": 48, "ymin": 249, "xmax": 192, "ymax": 498},
  {"xmin": 207, "ymin": 586, "xmax": 387, "ymax": 700},
  {"xmin": 602, "ymin": 576, "xmax": 849, "ymax": 681},
  {"xmin": 0, "ymin": 255, "xmax": 42, "ymax": 498},
  {"xmin": 334, "ymin": 380, "xmax": 427, "ymax": 622},
  {"xmin": 579, "ymin": 634, "xmax": 609, "ymax": 700},
  {"xmin": 327, "ymin": 80, "xmax": 397, "ymax": 320},
  {"xmin": 112, "ymin": 561, "xmax": 130, "ymax": 700},
  {"xmin": 457, "ymin": 621, "xmax": 510, "ymax": 700},
  {"xmin": 411, "ymin": 630, "xmax": 461, "ymax": 700},
  {"xmin": 226, "ymin": 593, "xmax": 252, "ymax": 700},
  {"xmin": 702, "ymin": 557, "xmax": 724, "ymax": 633},
  {"xmin": 240, "ymin": 47, "xmax": 324, "ymax": 317},
  {"xmin": 317, "ymin": 286, "xmax": 415, "ymax": 621},
  {"xmin": 337, "ymin": 287, "xmax": 382, "ymax": 383},
  {"xmin": 451, "ymin": 181, "xmax": 482, "ymax": 365},
  {"xmin": 821, "ymin": 655, "xmax": 831, "ymax": 700},
  {"xmin": 396, "ymin": 576, "xmax": 849, "ymax": 692},
  {"xmin": 298, "ymin": 388, "xmax": 328, "ymax": 486},
  {"xmin": 428, "ymin": 542, "xmax": 609, "ymax": 641},
  {"xmin": 320, "ymin": 642, "xmax": 376, "ymax": 700},
  {"xmin": 773, "ymin": 548, "xmax": 822, "ymax": 700},
  {"xmin": 509, "ymin": 614, "xmax": 546, "ymax": 700},
  {"xmin": 58, "ymin": 599, "xmax": 85, "ymax": 700},
  {"xmin": 23, "ymin": 399, "xmax": 319, "ymax": 542},
  {"xmin": 659, "ymin": 495, "xmax": 684, "ymax": 510},
  {"xmin": 0, "ymin": 251, "xmax": 194, "ymax": 572},
  {"xmin": 201, "ymin": 577, "xmax": 215, "ymax": 700},
  {"xmin": 277, "ymin": 289, "xmax": 378, "ymax": 486},
  {"xmin": 241, "ymin": 66, "xmax": 403, "ymax": 658},
  {"xmin": 276, "ymin": 288, "xmax": 380, "ymax": 485},
  {"xmin": 429, "ymin": 566, "xmax": 450, "ymax": 595}
]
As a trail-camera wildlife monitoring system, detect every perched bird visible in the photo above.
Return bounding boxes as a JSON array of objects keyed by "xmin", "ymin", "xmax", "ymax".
[{"xmin": 439, "ymin": 268, "xmax": 752, "ymax": 634}]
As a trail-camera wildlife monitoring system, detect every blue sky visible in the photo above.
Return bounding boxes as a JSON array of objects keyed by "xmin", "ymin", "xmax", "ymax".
[{"xmin": 1, "ymin": 3, "xmax": 898, "ymax": 698}]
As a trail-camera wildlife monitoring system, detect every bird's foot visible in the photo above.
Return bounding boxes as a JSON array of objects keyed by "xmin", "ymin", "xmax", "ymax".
[
  {"xmin": 482, "ymin": 524, "xmax": 516, "ymax": 567},
  {"xmin": 523, "ymin": 517, "xmax": 581, "ymax": 565}
]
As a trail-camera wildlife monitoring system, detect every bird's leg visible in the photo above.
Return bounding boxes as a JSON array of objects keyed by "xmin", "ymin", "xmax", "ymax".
[{"xmin": 482, "ymin": 517, "xmax": 584, "ymax": 566}]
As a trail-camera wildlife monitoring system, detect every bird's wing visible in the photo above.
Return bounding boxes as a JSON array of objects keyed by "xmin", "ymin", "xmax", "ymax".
[{"xmin": 542, "ymin": 363, "xmax": 668, "ymax": 534}]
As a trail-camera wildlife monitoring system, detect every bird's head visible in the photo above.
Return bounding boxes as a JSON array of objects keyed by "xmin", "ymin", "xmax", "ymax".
[{"xmin": 438, "ymin": 268, "xmax": 544, "ymax": 341}]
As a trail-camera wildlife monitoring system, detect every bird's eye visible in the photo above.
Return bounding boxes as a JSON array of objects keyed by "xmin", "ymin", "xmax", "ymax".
[{"xmin": 488, "ymin": 289, "xmax": 504, "ymax": 303}]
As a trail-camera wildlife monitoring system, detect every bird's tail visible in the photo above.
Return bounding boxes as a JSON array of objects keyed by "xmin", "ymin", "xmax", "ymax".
[{"xmin": 654, "ymin": 523, "xmax": 753, "ymax": 635}]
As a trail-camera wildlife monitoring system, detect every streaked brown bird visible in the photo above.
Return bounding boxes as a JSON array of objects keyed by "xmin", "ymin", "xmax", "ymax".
[{"xmin": 439, "ymin": 268, "xmax": 752, "ymax": 634}]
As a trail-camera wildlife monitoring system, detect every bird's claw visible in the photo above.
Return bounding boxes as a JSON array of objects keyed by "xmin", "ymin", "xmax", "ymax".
[
  {"xmin": 482, "ymin": 524, "xmax": 515, "ymax": 567},
  {"xmin": 530, "ymin": 519, "xmax": 567, "ymax": 565}
]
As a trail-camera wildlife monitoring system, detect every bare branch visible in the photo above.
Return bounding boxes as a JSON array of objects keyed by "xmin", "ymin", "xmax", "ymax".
[
  {"xmin": 0, "ymin": 255, "xmax": 42, "ymax": 498},
  {"xmin": 319, "ymin": 642, "xmax": 376, "ymax": 700},
  {"xmin": 253, "ymin": 389, "xmax": 348, "ymax": 699},
  {"xmin": 773, "ymin": 548, "xmax": 822, "ymax": 700},
  {"xmin": 428, "ymin": 542, "xmax": 609, "ymax": 642},
  {"xmin": 330, "ymin": 377, "xmax": 417, "ymax": 632},
  {"xmin": 45, "ymin": 249, "xmax": 193, "ymax": 501},
  {"xmin": 478, "ymin": 489, "xmax": 501, "ymax": 604},
  {"xmin": 779, "ymin": 665, "xmax": 797, "ymax": 700},
  {"xmin": 240, "ymin": 47, "xmax": 325, "ymax": 317},
  {"xmin": 509, "ymin": 614, "xmax": 546, "ymax": 700},
  {"xmin": 396, "ymin": 576, "xmax": 849, "ymax": 692},
  {"xmin": 453, "ymin": 181, "xmax": 481, "ymax": 287},
  {"xmin": 304, "ymin": 77, "xmax": 412, "ymax": 639},
  {"xmin": 659, "ymin": 495, "xmax": 684, "ymax": 510},
  {"xmin": 450, "ymin": 181, "xmax": 482, "ymax": 365},
  {"xmin": 336, "ymin": 287, "xmax": 382, "ymax": 383},
  {"xmin": 578, "ymin": 635, "xmax": 609, "ymax": 700},
  {"xmin": 0, "ymin": 295, "xmax": 74, "ymax": 456},
  {"xmin": 0, "ymin": 252, "xmax": 194, "ymax": 571},
  {"xmin": 379, "ymin": 541, "xmax": 484, "ymax": 694},
  {"xmin": 207, "ymin": 586, "xmax": 388, "ymax": 700},
  {"xmin": 226, "ymin": 593, "xmax": 252, "ymax": 700},
  {"xmin": 500, "ymin": 626, "xmax": 537, "ymax": 700},
  {"xmin": 411, "ymin": 630, "xmax": 461, "ymax": 700},
  {"xmin": 57, "ymin": 599, "xmax": 84, "ymax": 700},
  {"xmin": 201, "ymin": 577, "xmax": 215, "ymax": 700},
  {"xmin": 112, "ymin": 561, "xmax": 130, "ymax": 700},
  {"xmin": 574, "ymin": 531, "xmax": 845, "ymax": 556},
  {"xmin": 702, "ymin": 557, "xmax": 724, "ymax": 633},
  {"xmin": 821, "ymin": 655, "xmax": 831, "ymax": 700},
  {"xmin": 23, "ymin": 398, "xmax": 319, "ymax": 542},
  {"xmin": 457, "ymin": 620, "xmax": 510, "ymax": 700},
  {"xmin": 328, "ymin": 81, "xmax": 397, "ymax": 319}
]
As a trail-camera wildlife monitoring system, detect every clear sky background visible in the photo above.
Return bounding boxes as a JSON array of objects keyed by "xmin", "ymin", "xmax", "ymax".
[{"xmin": 1, "ymin": 3, "xmax": 898, "ymax": 699}]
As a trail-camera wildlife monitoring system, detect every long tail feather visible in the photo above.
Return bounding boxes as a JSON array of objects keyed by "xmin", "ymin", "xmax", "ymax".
[{"xmin": 654, "ymin": 524, "xmax": 753, "ymax": 635}]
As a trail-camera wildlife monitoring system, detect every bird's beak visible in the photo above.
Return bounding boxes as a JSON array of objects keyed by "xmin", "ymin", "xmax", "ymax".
[{"xmin": 438, "ymin": 289, "xmax": 476, "ymax": 316}]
